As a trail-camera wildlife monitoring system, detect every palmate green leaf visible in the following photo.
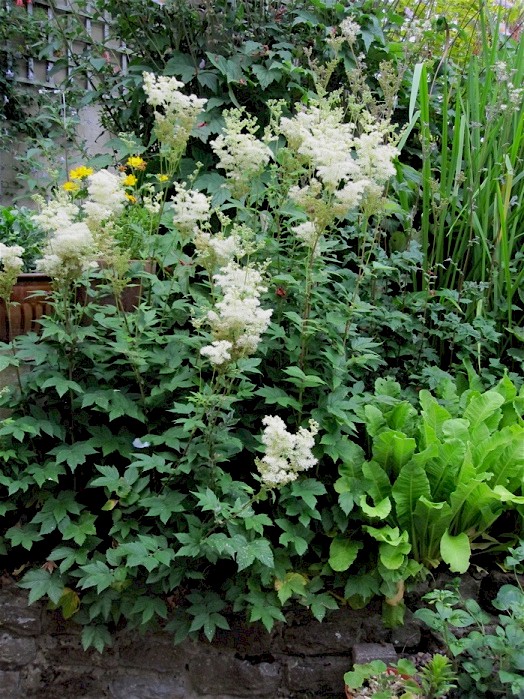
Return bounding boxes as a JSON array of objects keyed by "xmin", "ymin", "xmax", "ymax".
[
  {"xmin": 275, "ymin": 572, "xmax": 308, "ymax": 604},
  {"xmin": 236, "ymin": 539, "xmax": 274, "ymax": 571},
  {"xmin": 372, "ymin": 430, "xmax": 416, "ymax": 476},
  {"xmin": 5, "ymin": 525, "xmax": 43, "ymax": 550},
  {"xmin": 81, "ymin": 624, "xmax": 112, "ymax": 653},
  {"xmin": 49, "ymin": 441, "xmax": 98, "ymax": 473},
  {"xmin": 131, "ymin": 596, "xmax": 168, "ymax": 624},
  {"xmin": 40, "ymin": 375, "xmax": 83, "ymax": 398},
  {"xmin": 440, "ymin": 529, "xmax": 471, "ymax": 573},
  {"xmin": 19, "ymin": 568, "xmax": 64, "ymax": 605},
  {"xmin": 290, "ymin": 479, "xmax": 326, "ymax": 509},
  {"xmin": 329, "ymin": 537, "xmax": 363, "ymax": 572}
]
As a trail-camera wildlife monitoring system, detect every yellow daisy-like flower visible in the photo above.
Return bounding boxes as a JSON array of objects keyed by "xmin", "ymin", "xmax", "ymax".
[
  {"xmin": 69, "ymin": 165, "xmax": 94, "ymax": 180},
  {"xmin": 127, "ymin": 156, "xmax": 146, "ymax": 170},
  {"xmin": 123, "ymin": 174, "xmax": 138, "ymax": 187},
  {"xmin": 125, "ymin": 193, "xmax": 137, "ymax": 204},
  {"xmin": 157, "ymin": 174, "xmax": 169, "ymax": 182},
  {"xmin": 62, "ymin": 181, "xmax": 80, "ymax": 192}
]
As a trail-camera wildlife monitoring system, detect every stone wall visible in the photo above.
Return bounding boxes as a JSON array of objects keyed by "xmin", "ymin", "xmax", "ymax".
[{"xmin": 0, "ymin": 580, "xmax": 423, "ymax": 699}]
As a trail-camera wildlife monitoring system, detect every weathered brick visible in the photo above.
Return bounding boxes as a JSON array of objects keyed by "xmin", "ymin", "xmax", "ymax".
[
  {"xmin": 118, "ymin": 633, "xmax": 195, "ymax": 673},
  {"xmin": 351, "ymin": 642, "xmax": 397, "ymax": 666},
  {"xmin": 110, "ymin": 673, "xmax": 190, "ymax": 699},
  {"xmin": 0, "ymin": 669, "xmax": 20, "ymax": 697},
  {"xmin": 189, "ymin": 649, "xmax": 282, "ymax": 697},
  {"xmin": 0, "ymin": 632, "xmax": 37, "ymax": 668},
  {"xmin": 283, "ymin": 655, "xmax": 349, "ymax": 697},
  {"xmin": 0, "ymin": 592, "xmax": 41, "ymax": 636},
  {"xmin": 278, "ymin": 609, "xmax": 365, "ymax": 656}
]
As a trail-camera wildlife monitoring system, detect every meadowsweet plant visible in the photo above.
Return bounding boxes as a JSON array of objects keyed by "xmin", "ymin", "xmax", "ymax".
[{"xmin": 0, "ymin": 25, "xmax": 521, "ymax": 654}]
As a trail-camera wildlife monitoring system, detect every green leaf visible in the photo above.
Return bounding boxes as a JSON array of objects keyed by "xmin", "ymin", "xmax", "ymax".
[
  {"xmin": 40, "ymin": 375, "xmax": 83, "ymax": 398},
  {"xmin": 463, "ymin": 391, "xmax": 505, "ymax": 431},
  {"xmin": 19, "ymin": 569, "xmax": 64, "ymax": 605},
  {"xmin": 373, "ymin": 430, "xmax": 416, "ymax": 475},
  {"xmin": 359, "ymin": 495, "xmax": 391, "ymax": 520},
  {"xmin": 290, "ymin": 479, "xmax": 326, "ymax": 509},
  {"xmin": 49, "ymin": 441, "xmax": 97, "ymax": 473},
  {"xmin": 329, "ymin": 537, "xmax": 362, "ymax": 572},
  {"xmin": 440, "ymin": 529, "xmax": 470, "ymax": 573},
  {"xmin": 81, "ymin": 624, "xmax": 112, "ymax": 653}
]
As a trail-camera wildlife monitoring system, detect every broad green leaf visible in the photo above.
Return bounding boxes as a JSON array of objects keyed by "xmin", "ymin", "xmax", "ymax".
[
  {"xmin": 359, "ymin": 494, "xmax": 391, "ymax": 520},
  {"xmin": 391, "ymin": 460, "xmax": 431, "ymax": 533},
  {"xmin": 463, "ymin": 391, "xmax": 504, "ymax": 431},
  {"xmin": 419, "ymin": 390, "xmax": 452, "ymax": 444},
  {"xmin": 372, "ymin": 430, "xmax": 416, "ymax": 475},
  {"xmin": 329, "ymin": 537, "xmax": 363, "ymax": 572},
  {"xmin": 412, "ymin": 497, "xmax": 452, "ymax": 567},
  {"xmin": 361, "ymin": 461, "xmax": 391, "ymax": 502},
  {"xmin": 363, "ymin": 405, "xmax": 386, "ymax": 437},
  {"xmin": 379, "ymin": 541, "xmax": 409, "ymax": 570},
  {"xmin": 440, "ymin": 529, "xmax": 470, "ymax": 573}
]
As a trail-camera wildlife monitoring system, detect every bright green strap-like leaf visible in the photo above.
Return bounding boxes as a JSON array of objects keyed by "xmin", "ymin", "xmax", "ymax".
[
  {"xmin": 419, "ymin": 390, "xmax": 452, "ymax": 444},
  {"xmin": 412, "ymin": 497, "xmax": 452, "ymax": 566},
  {"xmin": 463, "ymin": 390, "xmax": 505, "ymax": 431},
  {"xmin": 361, "ymin": 460, "xmax": 391, "ymax": 502},
  {"xmin": 440, "ymin": 529, "xmax": 471, "ymax": 573},
  {"xmin": 391, "ymin": 460, "xmax": 431, "ymax": 533},
  {"xmin": 372, "ymin": 430, "xmax": 416, "ymax": 476}
]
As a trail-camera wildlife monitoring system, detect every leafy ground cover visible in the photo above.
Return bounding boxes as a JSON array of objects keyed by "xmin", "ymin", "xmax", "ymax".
[{"xmin": 0, "ymin": 0, "xmax": 522, "ymax": 687}]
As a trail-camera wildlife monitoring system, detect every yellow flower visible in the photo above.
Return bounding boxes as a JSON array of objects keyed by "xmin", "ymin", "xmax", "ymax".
[
  {"xmin": 123, "ymin": 174, "xmax": 138, "ymax": 187},
  {"xmin": 125, "ymin": 193, "xmax": 137, "ymax": 204},
  {"xmin": 62, "ymin": 181, "xmax": 80, "ymax": 192},
  {"xmin": 69, "ymin": 166, "xmax": 94, "ymax": 180},
  {"xmin": 127, "ymin": 156, "xmax": 146, "ymax": 170},
  {"xmin": 157, "ymin": 174, "xmax": 169, "ymax": 182}
]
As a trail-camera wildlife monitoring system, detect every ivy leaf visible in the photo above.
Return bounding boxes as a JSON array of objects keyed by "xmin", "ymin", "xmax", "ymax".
[
  {"xmin": 5, "ymin": 525, "xmax": 43, "ymax": 550},
  {"xmin": 49, "ymin": 441, "xmax": 98, "ymax": 473},
  {"xmin": 40, "ymin": 375, "xmax": 83, "ymax": 398},
  {"xmin": 19, "ymin": 568, "xmax": 64, "ymax": 605},
  {"xmin": 81, "ymin": 624, "xmax": 113, "ymax": 653}
]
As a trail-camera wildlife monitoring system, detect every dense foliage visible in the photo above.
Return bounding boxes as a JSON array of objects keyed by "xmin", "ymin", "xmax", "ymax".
[{"xmin": 0, "ymin": 0, "xmax": 522, "ymax": 661}]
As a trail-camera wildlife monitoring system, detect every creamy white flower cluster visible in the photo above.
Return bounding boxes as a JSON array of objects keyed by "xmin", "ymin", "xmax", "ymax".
[
  {"xmin": 280, "ymin": 104, "xmax": 398, "ymax": 207},
  {"xmin": 194, "ymin": 230, "xmax": 244, "ymax": 269},
  {"xmin": 211, "ymin": 109, "xmax": 273, "ymax": 197},
  {"xmin": 36, "ymin": 222, "xmax": 97, "ymax": 279},
  {"xmin": 256, "ymin": 416, "xmax": 319, "ymax": 487},
  {"xmin": 34, "ymin": 171, "xmax": 126, "ymax": 236},
  {"xmin": 171, "ymin": 183, "xmax": 211, "ymax": 237},
  {"xmin": 142, "ymin": 72, "xmax": 207, "ymax": 155},
  {"xmin": 200, "ymin": 262, "xmax": 272, "ymax": 366},
  {"xmin": 33, "ymin": 170, "xmax": 127, "ymax": 279},
  {"xmin": 340, "ymin": 17, "xmax": 360, "ymax": 44},
  {"xmin": 83, "ymin": 170, "xmax": 127, "ymax": 224},
  {"xmin": 0, "ymin": 244, "xmax": 24, "ymax": 273}
]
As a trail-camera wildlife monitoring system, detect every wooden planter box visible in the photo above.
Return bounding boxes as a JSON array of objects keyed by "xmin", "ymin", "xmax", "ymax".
[{"xmin": 0, "ymin": 273, "xmax": 53, "ymax": 343}]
